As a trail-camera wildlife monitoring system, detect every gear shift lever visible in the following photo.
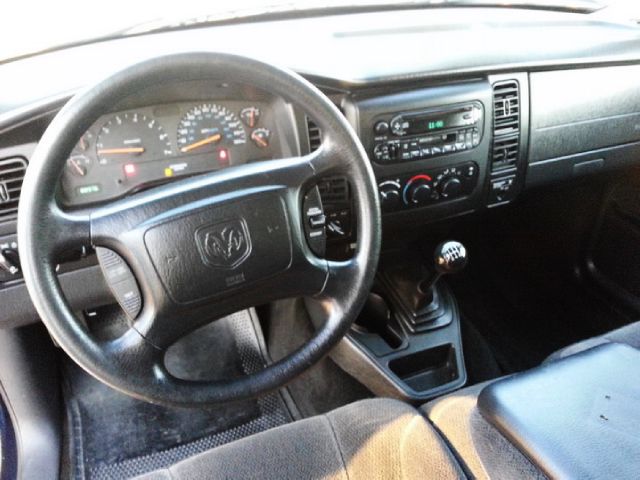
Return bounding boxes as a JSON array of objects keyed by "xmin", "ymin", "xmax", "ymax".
[
  {"xmin": 381, "ymin": 240, "xmax": 468, "ymax": 331},
  {"xmin": 419, "ymin": 241, "xmax": 468, "ymax": 295}
]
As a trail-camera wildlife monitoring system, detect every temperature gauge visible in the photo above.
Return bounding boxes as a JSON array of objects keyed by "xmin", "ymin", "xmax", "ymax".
[
  {"xmin": 240, "ymin": 107, "xmax": 261, "ymax": 128},
  {"xmin": 250, "ymin": 128, "xmax": 271, "ymax": 148}
]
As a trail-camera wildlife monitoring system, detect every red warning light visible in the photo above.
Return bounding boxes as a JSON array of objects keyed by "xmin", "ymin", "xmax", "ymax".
[
  {"xmin": 124, "ymin": 163, "xmax": 136, "ymax": 176},
  {"xmin": 217, "ymin": 148, "xmax": 230, "ymax": 167}
]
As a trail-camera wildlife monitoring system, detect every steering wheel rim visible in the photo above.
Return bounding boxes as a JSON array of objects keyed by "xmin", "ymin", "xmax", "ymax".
[{"xmin": 17, "ymin": 52, "xmax": 381, "ymax": 406}]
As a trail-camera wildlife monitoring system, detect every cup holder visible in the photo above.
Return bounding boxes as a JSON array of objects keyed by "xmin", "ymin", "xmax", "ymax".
[{"xmin": 389, "ymin": 344, "xmax": 458, "ymax": 392}]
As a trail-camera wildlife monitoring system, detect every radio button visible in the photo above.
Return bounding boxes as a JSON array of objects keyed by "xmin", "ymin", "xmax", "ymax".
[
  {"xmin": 373, "ymin": 144, "xmax": 389, "ymax": 162},
  {"xmin": 472, "ymin": 128, "xmax": 481, "ymax": 146}
]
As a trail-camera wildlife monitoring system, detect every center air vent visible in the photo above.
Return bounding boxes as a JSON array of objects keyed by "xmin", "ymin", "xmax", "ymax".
[
  {"xmin": 318, "ymin": 176, "xmax": 349, "ymax": 204},
  {"xmin": 0, "ymin": 157, "xmax": 28, "ymax": 221},
  {"xmin": 306, "ymin": 117, "xmax": 322, "ymax": 152},
  {"xmin": 491, "ymin": 80, "xmax": 520, "ymax": 171}
]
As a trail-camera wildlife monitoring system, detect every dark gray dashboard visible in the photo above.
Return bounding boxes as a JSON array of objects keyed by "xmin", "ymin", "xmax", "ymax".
[{"xmin": 1, "ymin": 6, "xmax": 640, "ymax": 328}]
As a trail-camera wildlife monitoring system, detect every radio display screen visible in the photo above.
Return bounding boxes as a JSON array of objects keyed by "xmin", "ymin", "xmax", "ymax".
[
  {"xmin": 407, "ymin": 110, "xmax": 464, "ymax": 135},
  {"xmin": 426, "ymin": 119, "xmax": 446, "ymax": 131}
]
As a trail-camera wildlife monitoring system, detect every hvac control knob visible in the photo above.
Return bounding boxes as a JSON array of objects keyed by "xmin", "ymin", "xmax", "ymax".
[
  {"xmin": 438, "ymin": 176, "xmax": 463, "ymax": 198},
  {"xmin": 378, "ymin": 180, "xmax": 402, "ymax": 210},
  {"xmin": 404, "ymin": 174, "xmax": 433, "ymax": 206}
]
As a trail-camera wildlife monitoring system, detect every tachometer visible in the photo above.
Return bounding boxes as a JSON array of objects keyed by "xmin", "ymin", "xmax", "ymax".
[
  {"xmin": 96, "ymin": 112, "xmax": 171, "ymax": 165},
  {"xmin": 177, "ymin": 104, "xmax": 246, "ymax": 154}
]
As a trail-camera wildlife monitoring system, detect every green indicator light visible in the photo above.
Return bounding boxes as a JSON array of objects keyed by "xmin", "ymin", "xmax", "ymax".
[{"xmin": 76, "ymin": 184, "xmax": 101, "ymax": 196}]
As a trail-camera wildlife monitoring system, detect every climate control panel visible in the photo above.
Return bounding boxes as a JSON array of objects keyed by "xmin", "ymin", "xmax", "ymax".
[{"xmin": 378, "ymin": 162, "xmax": 479, "ymax": 212}]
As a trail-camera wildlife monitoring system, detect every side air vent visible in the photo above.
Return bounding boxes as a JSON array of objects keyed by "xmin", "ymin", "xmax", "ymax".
[
  {"xmin": 491, "ymin": 80, "xmax": 520, "ymax": 171},
  {"xmin": 0, "ymin": 157, "xmax": 28, "ymax": 220},
  {"xmin": 318, "ymin": 176, "xmax": 349, "ymax": 203},
  {"xmin": 307, "ymin": 117, "xmax": 322, "ymax": 152}
]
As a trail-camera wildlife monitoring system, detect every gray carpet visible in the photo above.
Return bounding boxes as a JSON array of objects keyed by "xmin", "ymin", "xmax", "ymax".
[{"xmin": 64, "ymin": 309, "xmax": 293, "ymax": 480}]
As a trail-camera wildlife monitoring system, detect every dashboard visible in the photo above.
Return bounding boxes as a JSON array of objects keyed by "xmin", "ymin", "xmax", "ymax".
[
  {"xmin": 60, "ymin": 99, "xmax": 285, "ymax": 206},
  {"xmin": 0, "ymin": 6, "xmax": 640, "ymax": 329}
]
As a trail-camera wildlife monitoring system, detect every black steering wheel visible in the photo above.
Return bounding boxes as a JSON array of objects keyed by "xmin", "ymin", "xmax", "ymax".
[{"xmin": 17, "ymin": 52, "xmax": 381, "ymax": 406}]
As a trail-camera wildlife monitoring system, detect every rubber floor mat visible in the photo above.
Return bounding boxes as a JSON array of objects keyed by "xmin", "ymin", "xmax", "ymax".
[{"xmin": 64, "ymin": 309, "xmax": 293, "ymax": 480}]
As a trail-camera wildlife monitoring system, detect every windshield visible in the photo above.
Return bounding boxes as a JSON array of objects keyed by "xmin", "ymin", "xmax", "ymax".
[{"xmin": 1, "ymin": 0, "xmax": 634, "ymax": 63}]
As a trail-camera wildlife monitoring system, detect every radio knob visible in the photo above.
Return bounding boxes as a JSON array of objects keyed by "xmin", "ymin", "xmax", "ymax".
[
  {"xmin": 378, "ymin": 181, "xmax": 402, "ymax": 210},
  {"xmin": 374, "ymin": 121, "xmax": 390, "ymax": 135},
  {"xmin": 439, "ymin": 176, "xmax": 463, "ymax": 198}
]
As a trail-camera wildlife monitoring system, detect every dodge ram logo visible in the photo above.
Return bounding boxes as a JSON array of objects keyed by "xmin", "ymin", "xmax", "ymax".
[{"xmin": 196, "ymin": 219, "xmax": 251, "ymax": 269}]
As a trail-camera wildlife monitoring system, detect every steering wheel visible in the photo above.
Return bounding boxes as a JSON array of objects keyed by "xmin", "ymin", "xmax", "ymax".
[{"xmin": 17, "ymin": 53, "xmax": 380, "ymax": 406}]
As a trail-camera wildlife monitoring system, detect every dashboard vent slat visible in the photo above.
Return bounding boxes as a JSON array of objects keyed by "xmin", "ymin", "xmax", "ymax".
[
  {"xmin": 0, "ymin": 157, "xmax": 28, "ymax": 221},
  {"xmin": 318, "ymin": 176, "xmax": 350, "ymax": 203},
  {"xmin": 307, "ymin": 117, "xmax": 322, "ymax": 152},
  {"xmin": 491, "ymin": 80, "xmax": 521, "ymax": 172}
]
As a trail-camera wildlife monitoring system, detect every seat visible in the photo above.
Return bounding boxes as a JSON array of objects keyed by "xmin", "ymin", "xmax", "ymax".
[
  {"xmin": 136, "ymin": 322, "xmax": 640, "ymax": 480},
  {"xmin": 136, "ymin": 398, "xmax": 464, "ymax": 480},
  {"xmin": 423, "ymin": 384, "xmax": 545, "ymax": 480},
  {"xmin": 546, "ymin": 320, "xmax": 640, "ymax": 362}
]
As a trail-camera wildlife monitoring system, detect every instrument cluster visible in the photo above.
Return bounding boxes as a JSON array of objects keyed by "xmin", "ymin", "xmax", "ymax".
[{"xmin": 60, "ymin": 100, "xmax": 281, "ymax": 206}]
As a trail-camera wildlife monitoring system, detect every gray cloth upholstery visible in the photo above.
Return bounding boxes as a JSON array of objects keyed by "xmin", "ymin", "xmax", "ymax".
[
  {"xmin": 546, "ymin": 320, "xmax": 640, "ymax": 362},
  {"xmin": 136, "ymin": 398, "xmax": 464, "ymax": 480},
  {"xmin": 423, "ymin": 383, "xmax": 546, "ymax": 480}
]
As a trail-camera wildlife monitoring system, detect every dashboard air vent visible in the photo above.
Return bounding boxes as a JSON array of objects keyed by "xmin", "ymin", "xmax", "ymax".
[
  {"xmin": 491, "ymin": 80, "xmax": 520, "ymax": 171},
  {"xmin": 307, "ymin": 117, "xmax": 322, "ymax": 152},
  {"xmin": 318, "ymin": 176, "xmax": 349, "ymax": 203},
  {"xmin": 0, "ymin": 157, "xmax": 28, "ymax": 221}
]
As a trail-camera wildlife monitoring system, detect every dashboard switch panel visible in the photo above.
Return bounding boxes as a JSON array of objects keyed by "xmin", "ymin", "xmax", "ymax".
[{"xmin": 378, "ymin": 162, "xmax": 479, "ymax": 213}]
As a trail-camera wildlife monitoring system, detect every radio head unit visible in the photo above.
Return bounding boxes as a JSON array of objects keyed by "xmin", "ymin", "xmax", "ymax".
[
  {"xmin": 372, "ymin": 101, "xmax": 484, "ymax": 164},
  {"xmin": 389, "ymin": 103, "xmax": 482, "ymax": 136}
]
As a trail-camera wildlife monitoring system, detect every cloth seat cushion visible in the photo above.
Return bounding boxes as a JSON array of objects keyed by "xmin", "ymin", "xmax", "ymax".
[{"xmin": 135, "ymin": 398, "xmax": 464, "ymax": 480}]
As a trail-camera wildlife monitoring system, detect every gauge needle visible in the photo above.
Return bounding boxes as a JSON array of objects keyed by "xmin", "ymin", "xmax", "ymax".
[
  {"xmin": 252, "ymin": 133, "xmax": 268, "ymax": 148},
  {"xmin": 180, "ymin": 134, "xmax": 222, "ymax": 153},
  {"xmin": 97, "ymin": 147, "xmax": 145, "ymax": 155},
  {"xmin": 68, "ymin": 158, "xmax": 86, "ymax": 176}
]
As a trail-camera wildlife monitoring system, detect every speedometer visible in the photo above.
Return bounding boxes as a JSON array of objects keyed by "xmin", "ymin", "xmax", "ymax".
[{"xmin": 177, "ymin": 104, "xmax": 246, "ymax": 154}]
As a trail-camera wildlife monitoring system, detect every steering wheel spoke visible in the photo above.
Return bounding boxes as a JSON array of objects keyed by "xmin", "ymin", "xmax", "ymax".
[{"xmin": 42, "ymin": 202, "xmax": 92, "ymax": 260}]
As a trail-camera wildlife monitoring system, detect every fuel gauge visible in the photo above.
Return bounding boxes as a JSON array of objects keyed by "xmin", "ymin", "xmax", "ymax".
[
  {"xmin": 66, "ymin": 155, "xmax": 92, "ymax": 177},
  {"xmin": 250, "ymin": 128, "xmax": 271, "ymax": 148},
  {"xmin": 241, "ymin": 107, "xmax": 261, "ymax": 128}
]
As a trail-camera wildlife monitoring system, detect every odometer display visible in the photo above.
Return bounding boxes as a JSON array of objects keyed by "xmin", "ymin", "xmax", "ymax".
[{"xmin": 177, "ymin": 104, "xmax": 246, "ymax": 155}]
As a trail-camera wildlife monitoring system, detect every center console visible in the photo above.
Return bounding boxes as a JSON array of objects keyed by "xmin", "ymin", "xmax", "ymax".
[
  {"xmin": 332, "ymin": 241, "xmax": 469, "ymax": 402},
  {"xmin": 342, "ymin": 80, "xmax": 494, "ymax": 225}
]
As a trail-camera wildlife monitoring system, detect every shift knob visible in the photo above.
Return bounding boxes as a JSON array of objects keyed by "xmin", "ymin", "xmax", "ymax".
[{"xmin": 434, "ymin": 241, "xmax": 468, "ymax": 275}]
